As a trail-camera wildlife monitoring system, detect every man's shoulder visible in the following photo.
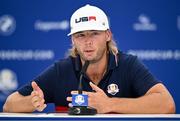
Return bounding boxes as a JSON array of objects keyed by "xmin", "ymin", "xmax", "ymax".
[
  {"xmin": 54, "ymin": 57, "xmax": 73, "ymax": 67},
  {"xmin": 118, "ymin": 51, "xmax": 137, "ymax": 64}
]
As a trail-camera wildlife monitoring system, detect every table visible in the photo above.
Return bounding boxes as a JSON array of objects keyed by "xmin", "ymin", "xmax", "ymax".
[{"xmin": 0, "ymin": 113, "xmax": 180, "ymax": 121}]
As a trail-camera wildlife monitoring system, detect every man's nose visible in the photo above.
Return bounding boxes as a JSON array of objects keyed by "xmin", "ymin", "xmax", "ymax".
[{"xmin": 84, "ymin": 36, "xmax": 93, "ymax": 45}]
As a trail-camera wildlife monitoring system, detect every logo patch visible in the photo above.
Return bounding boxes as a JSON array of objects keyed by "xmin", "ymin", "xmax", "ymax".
[
  {"xmin": 107, "ymin": 83, "xmax": 119, "ymax": 95},
  {"xmin": 133, "ymin": 14, "xmax": 157, "ymax": 31},
  {"xmin": 0, "ymin": 69, "xmax": 18, "ymax": 101},
  {"xmin": 0, "ymin": 15, "xmax": 16, "ymax": 36},
  {"xmin": 75, "ymin": 95, "xmax": 85, "ymax": 105},
  {"xmin": 72, "ymin": 94, "xmax": 88, "ymax": 106},
  {"xmin": 75, "ymin": 16, "xmax": 96, "ymax": 23}
]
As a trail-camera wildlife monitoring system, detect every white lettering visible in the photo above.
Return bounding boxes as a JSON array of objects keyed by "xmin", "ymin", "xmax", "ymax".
[
  {"xmin": 0, "ymin": 50, "xmax": 54, "ymax": 60},
  {"xmin": 127, "ymin": 50, "xmax": 180, "ymax": 60}
]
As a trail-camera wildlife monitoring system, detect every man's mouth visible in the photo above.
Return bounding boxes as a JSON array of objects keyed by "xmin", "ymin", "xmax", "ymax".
[
  {"xmin": 84, "ymin": 50, "xmax": 94, "ymax": 52},
  {"xmin": 84, "ymin": 50, "xmax": 94, "ymax": 55}
]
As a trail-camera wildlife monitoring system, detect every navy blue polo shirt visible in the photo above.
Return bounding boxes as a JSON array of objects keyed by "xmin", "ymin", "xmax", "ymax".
[{"xmin": 18, "ymin": 51, "xmax": 160, "ymax": 109}]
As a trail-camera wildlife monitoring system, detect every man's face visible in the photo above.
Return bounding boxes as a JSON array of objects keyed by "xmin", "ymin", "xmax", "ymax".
[{"xmin": 72, "ymin": 30, "xmax": 111, "ymax": 63}]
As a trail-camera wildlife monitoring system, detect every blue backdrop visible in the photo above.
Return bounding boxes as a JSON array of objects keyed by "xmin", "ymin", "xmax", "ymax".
[{"xmin": 0, "ymin": 0, "xmax": 180, "ymax": 113}]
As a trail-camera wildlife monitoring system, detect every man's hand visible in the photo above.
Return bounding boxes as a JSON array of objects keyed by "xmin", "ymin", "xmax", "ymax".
[
  {"xmin": 67, "ymin": 82, "xmax": 111, "ymax": 113},
  {"xmin": 87, "ymin": 82, "xmax": 111, "ymax": 113},
  {"xmin": 31, "ymin": 81, "xmax": 47, "ymax": 112}
]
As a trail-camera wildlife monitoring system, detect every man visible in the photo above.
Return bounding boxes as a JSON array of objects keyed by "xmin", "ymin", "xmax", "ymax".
[{"xmin": 3, "ymin": 4, "xmax": 175, "ymax": 114}]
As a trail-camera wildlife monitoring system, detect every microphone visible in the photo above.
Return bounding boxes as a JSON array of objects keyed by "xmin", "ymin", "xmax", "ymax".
[
  {"xmin": 68, "ymin": 61, "xmax": 97, "ymax": 115},
  {"xmin": 78, "ymin": 61, "xmax": 90, "ymax": 94}
]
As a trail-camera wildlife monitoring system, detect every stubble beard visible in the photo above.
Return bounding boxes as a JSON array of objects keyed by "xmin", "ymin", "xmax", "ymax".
[{"xmin": 78, "ymin": 46, "xmax": 107, "ymax": 64}]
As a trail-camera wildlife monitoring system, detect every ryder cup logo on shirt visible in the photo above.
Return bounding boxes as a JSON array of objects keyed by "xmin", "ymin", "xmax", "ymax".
[
  {"xmin": 0, "ymin": 15, "xmax": 16, "ymax": 36},
  {"xmin": 107, "ymin": 83, "xmax": 119, "ymax": 95}
]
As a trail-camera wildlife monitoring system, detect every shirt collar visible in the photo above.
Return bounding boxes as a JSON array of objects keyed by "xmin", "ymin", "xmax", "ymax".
[
  {"xmin": 107, "ymin": 51, "xmax": 119, "ymax": 71},
  {"xmin": 74, "ymin": 54, "xmax": 81, "ymax": 72}
]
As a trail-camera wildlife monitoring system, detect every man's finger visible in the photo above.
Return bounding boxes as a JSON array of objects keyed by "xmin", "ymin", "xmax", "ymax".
[
  {"xmin": 71, "ymin": 91, "xmax": 87, "ymax": 94},
  {"xmin": 31, "ymin": 96, "xmax": 42, "ymax": 106},
  {"xmin": 89, "ymin": 82, "xmax": 102, "ymax": 92},
  {"xmin": 31, "ymin": 81, "xmax": 44, "ymax": 98},
  {"xmin": 32, "ymin": 98, "xmax": 46, "ymax": 111},
  {"xmin": 33, "ymin": 101, "xmax": 41, "ymax": 108},
  {"xmin": 31, "ymin": 81, "xmax": 40, "ymax": 91},
  {"xmin": 36, "ymin": 104, "xmax": 47, "ymax": 112},
  {"xmin": 68, "ymin": 103, "xmax": 73, "ymax": 107},
  {"xmin": 31, "ymin": 91, "xmax": 37, "ymax": 97},
  {"xmin": 71, "ymin": 91, "xmax": 78, "ymax": 94},
  {"xmin": 66, "ymin": 97, "xmax": 72, "ymax": 101}
]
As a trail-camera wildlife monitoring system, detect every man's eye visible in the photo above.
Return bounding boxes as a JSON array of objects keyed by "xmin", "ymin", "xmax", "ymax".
[
  {"xmin": 92, "ymin": 32, "xmax": 100, "ymax": 35},
  {"xmin": 76, "ymin": 34, "xmax": 85, "ymax": 37}
]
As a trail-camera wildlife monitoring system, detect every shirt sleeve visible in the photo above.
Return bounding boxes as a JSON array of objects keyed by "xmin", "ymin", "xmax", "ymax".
[
  {"xmin": 129, "ymin": 56, "xmax": 161, "ymax": 96},
  {"xmin": 18, "ymin": 63, "xmax": 59, "ymax": 103}
]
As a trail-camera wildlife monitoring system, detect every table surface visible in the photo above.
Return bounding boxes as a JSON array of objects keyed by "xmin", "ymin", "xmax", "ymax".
[{"xmin": 0, "ymin": 113, "xmax": 180, "ymax": 118}]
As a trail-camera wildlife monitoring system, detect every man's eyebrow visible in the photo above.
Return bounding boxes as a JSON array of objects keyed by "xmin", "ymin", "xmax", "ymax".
[
  {"xmin": 74, "ymin": 31, "xmax": 84, "ymax": 35},
  {"xmin": 74, "ymin": 30, "xmax": 100, "ymax": 35}
]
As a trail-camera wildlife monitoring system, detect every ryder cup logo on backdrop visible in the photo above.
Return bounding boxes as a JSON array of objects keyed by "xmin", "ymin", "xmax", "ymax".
[
  {"xmin": 0, "ymin": 15, "xmax": 16, "ymax": 36},
  {"xmin": 133, "ymin": 14, "xmax": 157, "ymax": 31},
  {"xmin": 107, "ymin": 83, "xmax": 119, "ymax": 95},
  {"xmin": 0, "ymin": 69, "xmax": 18, "ymax": 101}
]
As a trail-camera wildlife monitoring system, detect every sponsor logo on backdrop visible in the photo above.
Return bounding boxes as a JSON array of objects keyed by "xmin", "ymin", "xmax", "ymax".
[
  {"xmin": 133, "ymin": 14, "xmax": 157, "ymax": 31},
  {"xmin": 0, "ymin": 15, "xmax": 16, "ymax": 36},
  {"xmin": 178, "ymin": 16, "xmax": 180, "ymax": 31},
  {"xmin": 34, "ymin": 20, "xmax": 69, "ymax": 32},
  {"xmin": 0, "ymin": 50, "xmax": 54, "ymax": 60},
  {"xmin": 128, "ymin": 50, "xmax": 180, "ymax": 60},
  {"xmin": 0, "ymin": 69, "xmax": 18, "ymax": 101}
]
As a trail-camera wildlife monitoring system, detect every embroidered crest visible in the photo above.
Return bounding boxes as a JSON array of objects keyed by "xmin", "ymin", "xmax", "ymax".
[{"xmin": 107, "ymin": 83, "xmax": 119, "ymax": 95}]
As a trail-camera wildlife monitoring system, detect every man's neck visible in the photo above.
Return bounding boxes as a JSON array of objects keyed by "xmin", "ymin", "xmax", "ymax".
[{"xmin": 86, "ymin": 52, "xmax": 108, "ymax": 85}]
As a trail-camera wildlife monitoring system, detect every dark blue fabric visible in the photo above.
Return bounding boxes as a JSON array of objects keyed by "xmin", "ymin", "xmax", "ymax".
[{"xmin": 18, "ymin": 51, "xmax": 161, "ymax": 107}]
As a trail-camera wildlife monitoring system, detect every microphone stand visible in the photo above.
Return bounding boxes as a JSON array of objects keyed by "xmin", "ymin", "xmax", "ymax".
[{"xmin": 68, "ymin": 61, "xmax": 97, "ymax": 115}]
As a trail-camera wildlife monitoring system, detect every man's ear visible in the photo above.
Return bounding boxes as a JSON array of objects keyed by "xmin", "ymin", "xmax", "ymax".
[
  {"xmin": 71, "ymin": 36, "xmax": 75, "ymax": 45},
  {"xmin": 106, "ymin": 30, "xmax": 112, "ymax": 42}
]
